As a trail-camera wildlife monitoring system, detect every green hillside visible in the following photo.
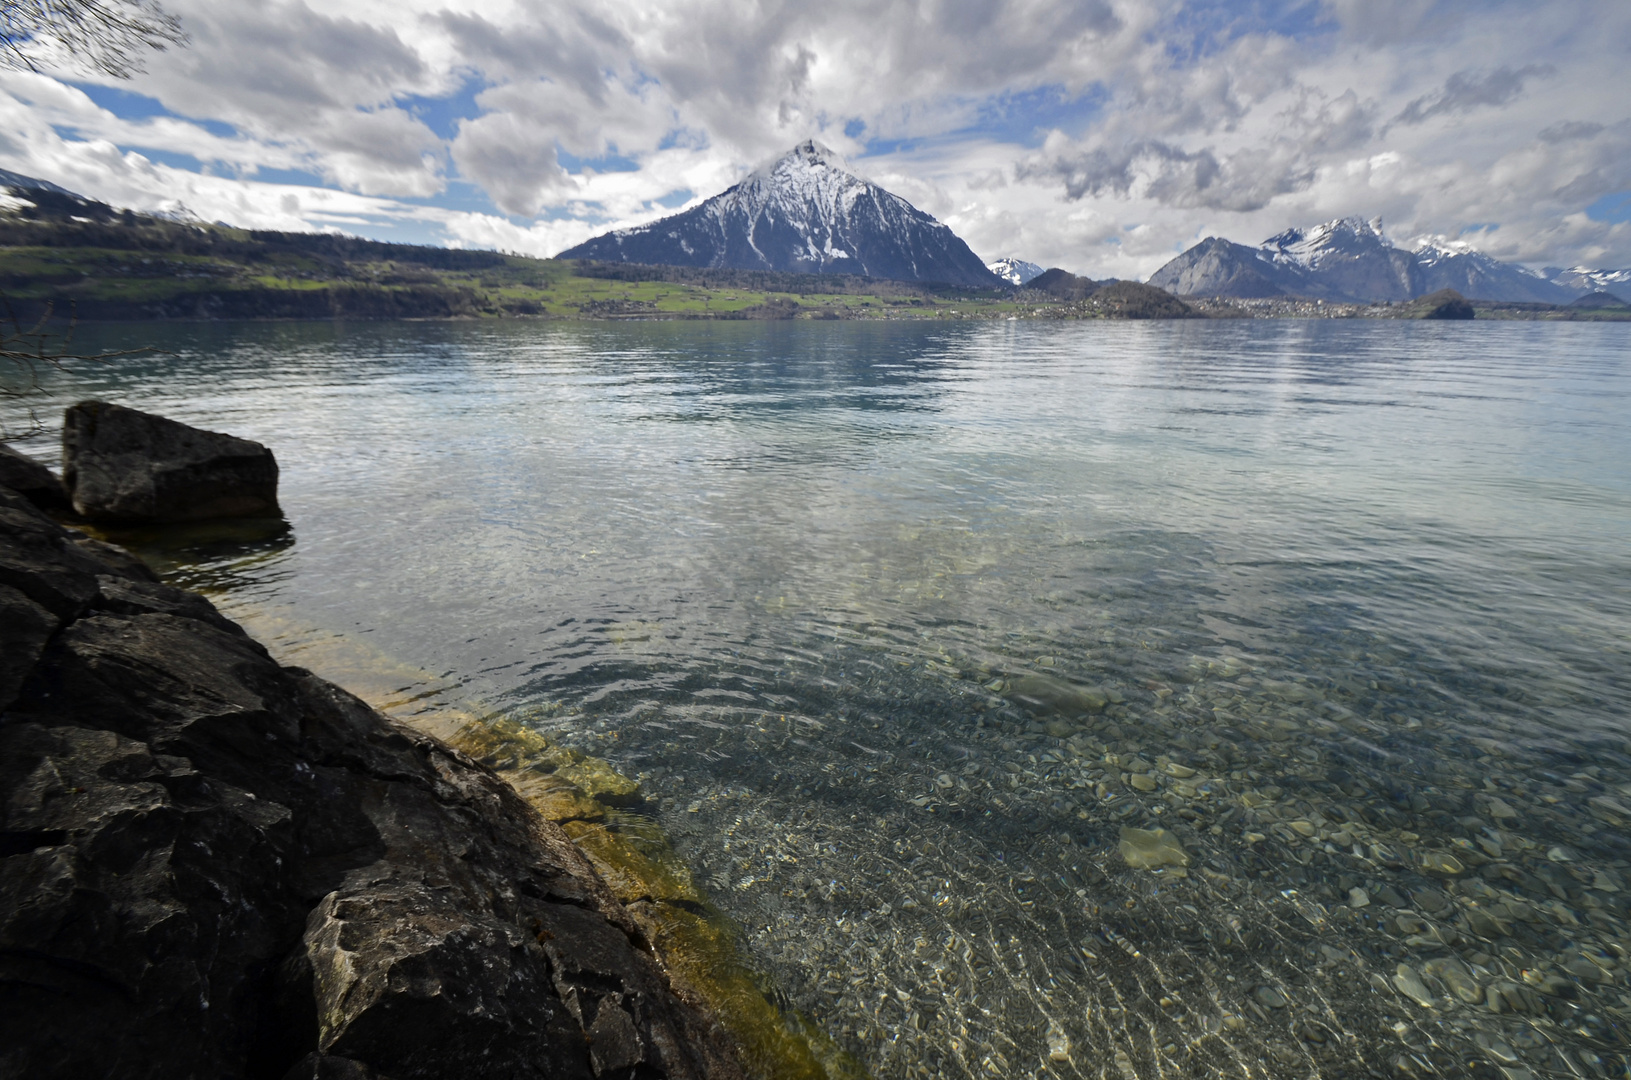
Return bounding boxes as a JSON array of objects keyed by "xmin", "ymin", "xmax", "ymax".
[
  {"xmin": 0, "ymin": 188, "xmax": 1020, "ymax": 321},
  {"xmin": 0, "ymin": 186, "xmax": 1213, "ymax": 322}
]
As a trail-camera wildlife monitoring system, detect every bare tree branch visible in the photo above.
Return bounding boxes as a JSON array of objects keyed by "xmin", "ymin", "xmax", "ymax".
[{"xmin": 0, "ymin": 0, "xmax": 186, "ymax": 78}]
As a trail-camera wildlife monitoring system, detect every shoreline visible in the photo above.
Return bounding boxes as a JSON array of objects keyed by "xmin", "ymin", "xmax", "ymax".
[{"xmin": 0, "ymin": 482, "xmax": 850, "ymax": 1079}]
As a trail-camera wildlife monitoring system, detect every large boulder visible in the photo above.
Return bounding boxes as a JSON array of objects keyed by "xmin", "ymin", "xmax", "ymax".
[
  {"xmin": 0, "ymin": 442, "xmax": 67, "ymax": 511},
  {"xmin": 0, "ymin": 483, "xmax": 743, "ymax": 1080},
  {"xmin": 62, "ymin": 401, "xmax": 281, "ymax": 523}
]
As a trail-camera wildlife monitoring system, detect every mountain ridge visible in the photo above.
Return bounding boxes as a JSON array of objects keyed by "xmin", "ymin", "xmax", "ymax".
[{"xmin": 1149, "ymin": 217, "xmax": 1594, "ymax": 303}]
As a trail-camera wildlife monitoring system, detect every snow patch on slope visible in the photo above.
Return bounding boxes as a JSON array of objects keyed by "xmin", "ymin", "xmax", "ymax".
[{"xmin": 1260, "ymin": 216, "xmax": 1390, "ymax": 269}]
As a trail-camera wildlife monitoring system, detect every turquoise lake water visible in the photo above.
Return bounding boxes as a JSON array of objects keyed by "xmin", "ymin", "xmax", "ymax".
[{"xmin": 5, "ymin": 318, "xmax": 1630, "ymax": 1079}]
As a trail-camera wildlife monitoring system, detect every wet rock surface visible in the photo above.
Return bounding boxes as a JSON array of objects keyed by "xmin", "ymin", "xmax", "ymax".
[
  {"xmin": 0, "ymin": 484, "xmax": 742, "ymax": 1080},
  {"xmin": 63, "ymin": 400, "xmax": 281, "ymax": 522}
]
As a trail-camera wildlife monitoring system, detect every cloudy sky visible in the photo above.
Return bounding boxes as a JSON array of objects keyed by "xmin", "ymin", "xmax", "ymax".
[{"xmin": 2, "ymin": 0, "xmax": 1627, "ymax": 278}]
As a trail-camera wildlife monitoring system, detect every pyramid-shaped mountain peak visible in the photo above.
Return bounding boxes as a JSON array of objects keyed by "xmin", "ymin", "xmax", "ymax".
[{"xmin": 559, "ymin": 143, "xmax": 999, "ymax": 287}]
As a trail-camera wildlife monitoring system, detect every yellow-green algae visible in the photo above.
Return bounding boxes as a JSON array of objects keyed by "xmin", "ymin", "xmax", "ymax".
[
  {"xmin": 441, "ymin": 714, "xmax": 864, "ymax": 1080},
  {"xmin": 159, "ymin": 595, "xmax": 864, "ymax": 1080}
]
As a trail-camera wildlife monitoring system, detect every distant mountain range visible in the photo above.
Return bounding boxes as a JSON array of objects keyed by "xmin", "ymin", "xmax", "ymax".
[
  {"xmin": 1147, "ymin": 217, "xmax": 1619, "ymax": 304},
  {"xmin": 0, "ymin": 154, "xmax": 1623, "ymax": 304},
  {"xmin": 1544, "ymin": 266, "xmax": 1631, "ymax": 295},
  {"xmin": 560, "ymin": 141, "xmax": 999, "ymax": 287},
  {"xmin": 987, "ymin": 257, "xmax": 1044, "ymax": 286}
]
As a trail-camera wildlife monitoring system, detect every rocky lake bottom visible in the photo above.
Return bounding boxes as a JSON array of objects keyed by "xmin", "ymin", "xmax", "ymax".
[{"xmin": 6, "ymin": 317, "xmax": 1628, "ymax": 1079}]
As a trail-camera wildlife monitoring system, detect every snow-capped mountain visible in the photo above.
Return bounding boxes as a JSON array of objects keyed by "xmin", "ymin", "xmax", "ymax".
[
  {"xmin": 1411, "ymin": 237, "xmax": 1577, "ymax": 304},
  {"xmin": 1262, "ymin": 216, "xmax": 1384, "ymax": 268},
  {"xmin": 1150, "ymin": 216, "xmax": 1603, "ymax": 303},
  {"xmin": 559, "ymin": 141, "xmax": 999, "ymax": 287},
  {"xmin": 987, "ymin": 257, "xmax": 1044, "ymax": 286},
  {"xmin": 1257, "ymin": 217, "xmax": 1419, "ymax": 301},
  {"xmin": 1544, "ymin": 266, "xmax": 1631, "ymax": 294}
]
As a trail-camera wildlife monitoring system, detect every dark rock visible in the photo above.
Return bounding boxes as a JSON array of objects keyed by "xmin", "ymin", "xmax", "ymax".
[
  {"xmin": 0, "ymin": 485, "xmax": 129, "ymax": 618},
  {"xmin": 1568, "ymin": 290, "xmax": 1627, "ymax": 309},
  {"xmin": 281, "ymin": 1055, "xmax": 380, "ymax": 1080},
  {"xmin": 1027, "ymin": 268, "xmax": 1100, "ymax": 301},
  {"xmin": 62, "ymin": 401, "xmax": 281, "ymax": 523},
  {"xmin": 1411, "ymin": 289, "xmax": 1476, "ymax": 320},
  {"xmin": 0, "ymin": 484, "xmax": 742, "ymax": 1080},
  {"xmin": 1412, "ymin": 886, "xmax": 1449, "ymax": 914},
  {"xmin": 0, "ymin": 443, "xmax": 67, "ymax": 510},
  {"xmin": 0, "ymin": 582, "xmax": 55, "ymax": 711}
]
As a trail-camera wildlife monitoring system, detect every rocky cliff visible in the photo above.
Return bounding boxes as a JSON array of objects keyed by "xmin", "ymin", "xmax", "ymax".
[{"xmin": 0, "ymin": 482, "xmax": 744, "ymax": 1080}]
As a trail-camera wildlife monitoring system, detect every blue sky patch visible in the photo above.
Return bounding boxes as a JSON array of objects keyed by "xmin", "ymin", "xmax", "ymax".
[
  {"xmin": 1161, "ymin": 0, "xmax": 1333, "ymax": 64},
  {"xmin": 967, "ymin": 84, "xmax": 1108, "ymax": 146},
  {"xmin": 396, "ymin": 78, "xmax": 487, "ymax": 141},
  {"xmin": 251, "ymin": 165, "xmax": 329, "ymax": 188},
  {"xmin": 71, "ymin": 82, "xmax": 238, "ymax": 139},
  {"xmin": 556, "ymin": 146, "xmax": 641, "ymax": 174},
  {"xmin": 1586, "ymin": 191, "xmax": 1631, "ymax": 224}
]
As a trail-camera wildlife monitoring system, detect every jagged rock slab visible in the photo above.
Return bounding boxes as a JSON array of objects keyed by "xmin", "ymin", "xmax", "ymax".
[
  {"xmin": 0, "ymin": 484, "xmax": 743, "ymax": 1080},
  {"xmin": 0, "ymin": 443, "xmax": 67, "ymax": 510},
  {"xmin": 560, "ymin": 141, "xmax": 1001, "ymax": 288},
  {"xmin": 62, "ymin": 401, "xmax": 281, "ymax": 523}
]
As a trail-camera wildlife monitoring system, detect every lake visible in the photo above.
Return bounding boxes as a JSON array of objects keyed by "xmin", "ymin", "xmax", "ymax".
[{"xmin": 6, "ymin": 318, "xmax": 1630, "ymax": 1079}]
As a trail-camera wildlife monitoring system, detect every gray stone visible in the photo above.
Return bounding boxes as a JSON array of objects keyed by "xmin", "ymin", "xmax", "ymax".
[
  {"xmin": 1375, "ymin": 885, "xmax": 1408, "ymax": 908},
  {"xmin": 1412, "ymin": 887, "xmax": 1448, "ymax": 914},
  {"xmin": 1392, "ymin": 964, "xmax": 1436, "ymax": 1008},
  {"xmin": 1008, "ymin": 673, "xmax": 1110, "ymax": 716},
  {"xmin": 62, "ymin": 401, "xmax": 280, "ymax": 523}
]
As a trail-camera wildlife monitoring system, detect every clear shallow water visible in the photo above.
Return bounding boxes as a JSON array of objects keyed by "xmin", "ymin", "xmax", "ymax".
[{"xmin": 7, "ymin": 319, "xmax": 1631, "ymax": 1079}]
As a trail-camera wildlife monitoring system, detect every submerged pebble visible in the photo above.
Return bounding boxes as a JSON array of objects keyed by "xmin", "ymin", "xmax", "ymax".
[
  {"xmin": 297, "ymin": 539, "xmax": 1631, "ymax": 1080},
  {"xmin": 1118, "ymin": 826, "xmax": 1190, "ymax": 870},
  {"xmin": 1393, "ymin": 964, "xmax": 1436, "ymax": 1008}
]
